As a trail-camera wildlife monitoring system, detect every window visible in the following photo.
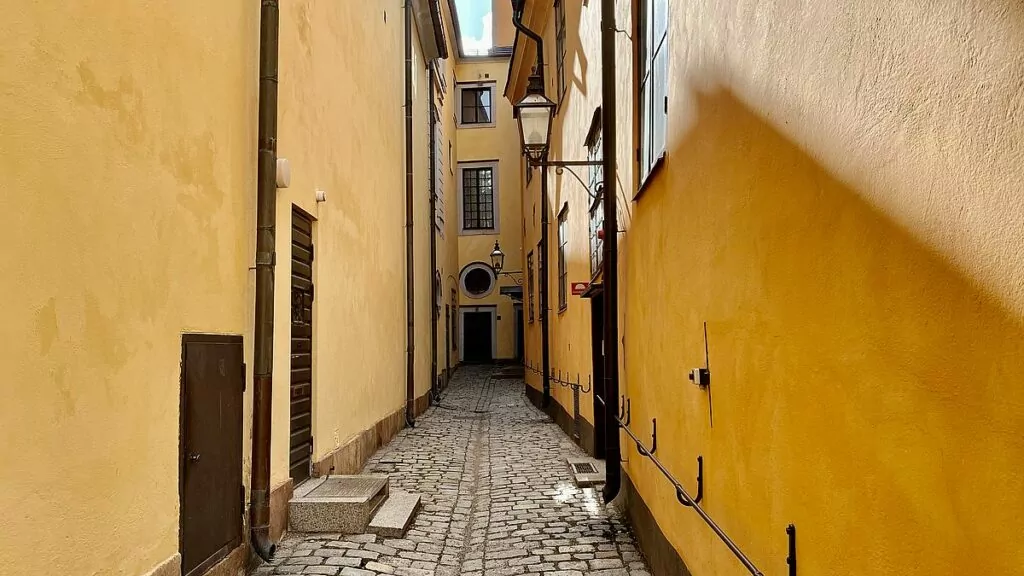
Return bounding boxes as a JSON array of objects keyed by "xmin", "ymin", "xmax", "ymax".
[
  {"xmin": 459, "ymin": 162, "xmax": 498, "ymax": 234},
  {"xmin": 432, "ymin": 106, "xmax": 445, "ymax": 236},
  {"xmin": 457, "ymin": 84, "xmax": 495, "ymax": 127},
  {"xmin": 558, "ymin": 205, "xmax": 569, "ymax": 311},
  {"xmin": 588, "ymin": 132, "xmax": 604, "ymax": 277},
  {"xmin": 460, "ymin": 263, "xmax": 496, "ymax": 299},
  {"xmin": 537, "ymin": 240, "xmax": 545, "ymax": 320},
  {"xmin": 555, "ymin": 0, "xmax": 567, "ymax": 101},
  {"xmin": 527, "ymin": 251, "xmax": 535, "ymax": 323},
  {"xmin": 638, "ymin": 0, "xmax": 668, "ymax": 182}
]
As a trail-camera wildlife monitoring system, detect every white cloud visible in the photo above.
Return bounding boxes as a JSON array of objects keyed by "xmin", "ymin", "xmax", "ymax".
[{"xmin": 462, "ymin": 11, "xmax": 493, "ymax": 56}]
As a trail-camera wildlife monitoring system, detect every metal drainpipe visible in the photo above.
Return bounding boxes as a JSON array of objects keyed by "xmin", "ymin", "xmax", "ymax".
[
  {"xmin": 512, "ymin": 0, "xmax": 550, "ymax": 408},
  {"xmin": 540, "ymin": 152, "xmax": 551, "ymax": 408},
  {"xmin": 428, "ymin": 64, "xmax": 440, "ymax": 405},
  {"xmin": 600, "ymin": 0, "xmax": 621, "ymax": 503},
  {"xmin": 249, "ymin": 0, "xmax": 279, "ymax": 561},
  {"xmin": 404, "ymin": 0, "xmax": 417, "ymax": 428}
]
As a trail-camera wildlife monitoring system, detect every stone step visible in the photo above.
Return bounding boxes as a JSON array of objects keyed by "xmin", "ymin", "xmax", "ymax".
[
  {"xmin": 367, "ymin": 491, "xmax": 421, "ymax": 538},
  {"xmin": 288, "ymin": 475, "xmax": 389, "ymax": 533}
]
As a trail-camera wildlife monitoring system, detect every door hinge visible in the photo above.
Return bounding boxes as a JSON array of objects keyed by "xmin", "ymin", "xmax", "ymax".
[
  {"xmin": 309, "ymin": 284, "xmax": 315, "ymax": 302},
  {"xmin": 309, "ymin": 243, "xmax": 314, "ymax": 262},
  {"xmin": 664, "ymin": 95, "xmax": 668, "ymax": 114},
  {"xmin": 241, "ymin": 362, "xmax": 247, "ymax": 391},
  {"xmin": 240, "ymin": 483, "xmax": 246, "ymax": 512}
]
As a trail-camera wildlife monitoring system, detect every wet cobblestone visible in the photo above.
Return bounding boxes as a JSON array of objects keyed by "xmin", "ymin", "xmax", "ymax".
[{"xmin": 260, "ymin": 366, "xmax": 651, "ymax": 576}]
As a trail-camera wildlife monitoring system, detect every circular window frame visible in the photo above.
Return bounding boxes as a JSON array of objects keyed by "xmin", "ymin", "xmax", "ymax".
[{"xmin": 460, "ymin": 262, "xmax": 497, "ymax": 299}]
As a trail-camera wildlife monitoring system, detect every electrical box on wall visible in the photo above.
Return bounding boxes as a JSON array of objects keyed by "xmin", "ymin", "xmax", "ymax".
[{"xmin": 689, "ymin": 368, "xmax": 710, "ymax": 388}]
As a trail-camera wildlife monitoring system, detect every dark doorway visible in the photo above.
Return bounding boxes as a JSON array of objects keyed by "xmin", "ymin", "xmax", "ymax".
[
  {"xmin": 463, "ymin": 310, "xmax": 494, "ymax": 363},
  {"xmin": 290, "ymin": 208, "xmax": 314, "ymax": 483},
  {"xmin": 180, "ymin": 334, "xmax": 244, "ymax": 576},
  {"xmin": 515, "ymin": 307, "xmax": 525, "ymax": 361},
  {"xmin": 445, "ymin": 304, "xmax": 451, "ymax": 381},
  {"xmin": 590, "ymin": 293, "xmax": 606, "ymax": 459}
]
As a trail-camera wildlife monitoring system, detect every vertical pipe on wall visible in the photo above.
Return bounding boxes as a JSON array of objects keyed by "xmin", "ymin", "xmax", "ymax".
[
  {"xmin": 600, "ymin": 0, "xmax": 621, "ymax": 503},
  {"xmin": 404, "ymin": 0, "xmax": 417, "ymax": 427},
  {"xmin": 428, "ymin": 64, "xmax": 440, "ymax": 404},
  {"xmin": 249, "ymin": 0, "xmax": 280, "ymax": 561},
  {"xmin": 512, "ymin": 0, "xmax": 550, "ymax": 407},
  {"xmin": 540, "ymin": 155, "xmax": 551, "ymax": 408}
]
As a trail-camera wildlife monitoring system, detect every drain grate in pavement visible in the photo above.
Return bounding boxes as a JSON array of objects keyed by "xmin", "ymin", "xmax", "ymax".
[{"xmin": 570, "ymin": 462, "xmax": 598, "ymax": 475}]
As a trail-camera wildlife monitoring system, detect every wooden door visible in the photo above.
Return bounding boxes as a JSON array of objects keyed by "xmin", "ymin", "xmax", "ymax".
[
  {"xmin": 463, "ymin": 311, "xmax": 493, "ymax": 363},
  {"xmin": 180, "ymin": 335, "xmax": 244, "ymax": 576},
  {"xmin": 290, "ymin": 209, "xmax": 314, "ymax": 483}
]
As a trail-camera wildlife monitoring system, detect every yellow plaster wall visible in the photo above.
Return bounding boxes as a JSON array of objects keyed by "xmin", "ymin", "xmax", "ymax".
[
  {"xmin": 275, "ymin": 0, "xmax": 420, "ymax": 473},
  {"xmin": 0, "ymin": 1, "xmax": 258, "ymax": 574},
  {"xmin": 437, "ymin": 0, "xmax": 462, "ymax": 377},
  {"xmin": 455, "ymin": 59, "xmax": 524, "ymax": 360},
  {"xmin": 623, "ymin": 1, "xmax": 1024, "ymax": 574}
]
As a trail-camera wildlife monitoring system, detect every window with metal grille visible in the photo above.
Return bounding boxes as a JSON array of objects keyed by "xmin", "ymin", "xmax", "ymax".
[
  {"xmin": 459, "ymin": 86, "xmax": 493, "ymax": 125},
  {"xmin": 555, "ymin": 0, "xmax": 567, "ymax": 101},
  {"xmin": 558, "ymin": 206, "xmax": 569, "ymax": 311},
  {"xmin": 588, "ymin": 133, "xmax": 604, "ymax": 277},
  {"xmin": 527, "ymin": 251, "xmax": 535, "ymax": 323},
  {"xmin": 638, "ymin": 0, "xmax": 668, "ymax": 182},
  {"xmin": 460, "ymin": 165, "xmax": 496, "ymax": 232}
]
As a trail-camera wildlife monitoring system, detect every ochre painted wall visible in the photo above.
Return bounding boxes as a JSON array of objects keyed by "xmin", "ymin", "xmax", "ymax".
[
  {"xmin": 513, "ymin": 0, "xmax": 1024, "ymax": 574},
  {"xmin": 455, "ymin": 59, "xmax": 524, "ymax": 361},
  {"xmin": 276, "ymin": 0, "xmax": 434, "ymax": 475},
  {"xmin": 0, "ymin": 1, "xmax": 258, "ymax": 575},
  {"xmin": 625, "ymin": 1, "xmax": 1024, "ymax": 574}
]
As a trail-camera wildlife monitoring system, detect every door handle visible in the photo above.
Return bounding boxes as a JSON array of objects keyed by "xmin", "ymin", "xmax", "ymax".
[{"xmin": 188, "ymin": 453, "xmax": 201, "ymax": 463}]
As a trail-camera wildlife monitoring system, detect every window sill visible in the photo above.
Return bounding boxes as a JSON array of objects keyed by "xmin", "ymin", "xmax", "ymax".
[
  {"xmin": 457, "ymin": 122, "xmax": 496, "ymax": 130},
  {"xmin": 558, "ymin": 304, "xmax": 568, "ymax": 315},
  {"xmin": 459, "ymin": 228, "xmax": 499, "ymax": 236},
  {"xmin": 635, "ymin": 152, "xmax": 667, "ymax": 201}
]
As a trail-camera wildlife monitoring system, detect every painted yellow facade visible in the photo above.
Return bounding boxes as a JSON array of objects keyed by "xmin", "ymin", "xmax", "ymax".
[
  {"xmin": 455, "ymin": 57, "xmax": 524, "ymax": 361},
  {"xmin": 0, "ymin": 1, "xmax": 457, "ymax": 575},
  {"xmin": 509, "ymin": 0, "xmax": 1024, "ymax": 574}
]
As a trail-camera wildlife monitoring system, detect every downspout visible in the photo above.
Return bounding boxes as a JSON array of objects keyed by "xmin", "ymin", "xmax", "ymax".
[
  {"xmin": 404, "ymin": 0, "xmax": 417, "ymax": 427},
  {"xmin": 428, "ymin": 63, "xmax": 440, "ymax": 404},
  {"xmin": 511, "ymin": 0, "xmax": 551, "ymax": 408},
  {"xmin": 249, "ymin": 0, "xmax": 279, "ymax": 560},
  {"xmin": 600, "ymin": 0, "xmax": 621, "ymax": 503}
]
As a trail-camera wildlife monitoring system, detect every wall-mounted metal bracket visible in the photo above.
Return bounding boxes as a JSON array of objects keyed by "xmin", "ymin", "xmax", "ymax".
[
  {"xmin": 786, "ymin": 524, "xmax": 797, "ymax": 576},
  {"xmin": 676, "ymin": 456, "xmax": 704, "ymax": 506},
  {"xmin": 618, "ymin": 396, "xmax": 631, "ymax": 426},
  {"xmin": 636, "ymin": 418, "xmax": 657, "ymax": 456}
]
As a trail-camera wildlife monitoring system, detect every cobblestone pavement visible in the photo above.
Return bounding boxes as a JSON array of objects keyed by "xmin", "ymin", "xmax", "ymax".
[{"xmin": 261, "ymin": 366, "xmax": 651, "ymax": 576}]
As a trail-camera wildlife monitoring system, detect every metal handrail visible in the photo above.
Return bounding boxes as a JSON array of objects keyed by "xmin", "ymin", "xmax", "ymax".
[
  {"xmin": 596, "ymin": 393, "xmax": 767, "ymax": 576},
  {"xmin": 524, "ymin": 361, "xmax": 592, "ymax": 393}
]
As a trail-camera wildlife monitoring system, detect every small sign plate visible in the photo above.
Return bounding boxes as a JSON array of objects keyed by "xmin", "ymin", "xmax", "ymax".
[{"xmin": 571, "ymin": 282, "xmax": 589, "ymax": 296}]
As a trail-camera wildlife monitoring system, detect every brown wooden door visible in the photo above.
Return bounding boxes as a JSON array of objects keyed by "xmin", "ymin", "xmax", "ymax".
[
  {"xmin": 180, "ymin": 335, "xmax": 244, "ymax": 576},
  {"xmin": 290, "ymin": 209, "xmax": 314, "ymax": 483}
]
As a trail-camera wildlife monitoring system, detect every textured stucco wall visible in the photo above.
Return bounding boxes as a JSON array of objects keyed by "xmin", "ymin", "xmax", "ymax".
[
  {"xmin": 0, "ymin": 1, "xmax": 258, "ymax": 574},
  {"xmin": 455, "ymin": 59, "xmax": 524, "ymax": 361},
  {"xmin": 624, "ymin": 1, "xmax": 1024, "ymax": 574},
  {"xmin": 276, "ymin": 0, "xmax": 435, "ymax": 473},
  {"xmin": 512, "ymin": 0, "xmax": 1024, "ymax": 574}
]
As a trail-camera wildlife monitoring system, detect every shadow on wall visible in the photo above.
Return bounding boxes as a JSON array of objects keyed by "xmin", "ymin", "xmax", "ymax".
[{"xmin": 626, "ymin": 87, "xmax": 1024, "ymax": 575}]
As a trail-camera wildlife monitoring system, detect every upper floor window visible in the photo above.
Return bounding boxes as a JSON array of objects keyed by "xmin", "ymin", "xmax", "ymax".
[
  {"xmin": 557, "ymin": 205, "xmax": 569, "ymax": 311},
  {"xmin": 588, "ymin": 133, "xmax": 604, "ymax": 277},
  {"xmin": 527, "ymin": 251, "xmax": 535, "ymax": 323},
  {"xmin": 459, "ymin": 162, "xmax": 499, "ymax": 234},
  {"xmin": 638, "ymin": 0, "xmax": 668, "ymax": 182},
  {"xmin": 555, "ymin": 0, "xmax": 567, "ymax": 101},
  {"xmin": 457, "ymin": 83, "xmax": 495, "ymax": 127}
]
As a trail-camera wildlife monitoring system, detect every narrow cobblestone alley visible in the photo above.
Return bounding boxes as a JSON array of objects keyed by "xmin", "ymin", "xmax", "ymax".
[{"xmin": 261, "ymin": 366, "xmax": 651, "ymax": 576}]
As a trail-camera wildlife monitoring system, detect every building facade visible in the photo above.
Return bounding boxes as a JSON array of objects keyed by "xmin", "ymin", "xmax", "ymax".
[
  {"xmin": 507, "ymin": 0, "xmax": 1024, "ymax": 575},
  {"xmin": 0, "ymin": 1, "xmax": 476, "ymax": 575}
]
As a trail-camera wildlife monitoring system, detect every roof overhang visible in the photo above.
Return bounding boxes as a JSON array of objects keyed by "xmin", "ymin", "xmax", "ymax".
[{"xmin": 413, "ymin": 0, "xmax": 449, "ymax": 60}]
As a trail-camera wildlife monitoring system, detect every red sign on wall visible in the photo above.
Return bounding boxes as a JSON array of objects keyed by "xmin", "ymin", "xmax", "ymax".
[{"xmin": 571, "ymin": 282, "xmax": 589, "ymax": 296}]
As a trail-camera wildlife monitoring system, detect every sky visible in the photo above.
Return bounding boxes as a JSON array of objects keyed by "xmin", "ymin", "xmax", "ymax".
[{"xmin": 454, "ymin": 0, "xmax": 493, "ymax": 55}]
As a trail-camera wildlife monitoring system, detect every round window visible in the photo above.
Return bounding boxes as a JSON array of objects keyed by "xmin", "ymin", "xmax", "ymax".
[{"xmin": 460, "ymin": 263, "xmax": 496, "ymax": 299}]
